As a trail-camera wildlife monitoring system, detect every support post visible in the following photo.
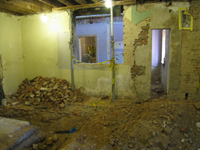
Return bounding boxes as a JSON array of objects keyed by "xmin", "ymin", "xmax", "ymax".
[
  {"xmin": 69, "ymin": 10, "xmax": 75, "ymax": 91},
  {"xmin": 110, "ymin": 5, "xmax": 115, "ymax": 101}
]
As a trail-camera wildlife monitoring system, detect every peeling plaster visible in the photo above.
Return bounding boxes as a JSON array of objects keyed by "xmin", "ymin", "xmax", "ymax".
[{"xmin": 125, "ymin": 5, "xmax": 151, "ymax": 25}]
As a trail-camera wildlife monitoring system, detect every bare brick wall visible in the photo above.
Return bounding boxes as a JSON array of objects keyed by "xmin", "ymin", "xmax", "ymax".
[
  {"xmin": 131, "ymin": 65, "xmax": 146, "ymax": 78},
  {"xmin": 178, "ymin": 1, "xmax": 200, "ymax": 100},
  {"xmin": 123, "ymin": 5, "xmax": 151, "ymax": 98},
  {"xmin": 166, "ymin": 2, "xmax": 200, "ymax": 100},
  {"xmin": 131, "ymin": 24, "xmax": 149, "ymax": 79},
  {"xmin": 134, "ymin": 24, "xmax": 149, "ymax": 47}
]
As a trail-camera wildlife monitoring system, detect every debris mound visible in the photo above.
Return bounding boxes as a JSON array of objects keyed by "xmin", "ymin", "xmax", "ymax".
[{"xmin": 11, "ymin": 76, "xmax": 86, "ymax": 108}]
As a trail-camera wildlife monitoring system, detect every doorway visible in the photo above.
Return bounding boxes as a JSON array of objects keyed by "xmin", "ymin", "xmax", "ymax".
[
  {"xmin": 79, "ymin": 36, "xmax": 97, "ymax": 63},
  {"xmin": 151, "ymin": 29, "xmax": 170, "ymax": 98}
]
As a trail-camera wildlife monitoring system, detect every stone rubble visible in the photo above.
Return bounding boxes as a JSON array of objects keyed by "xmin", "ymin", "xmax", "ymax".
[{"xmin": 10, "ymin": 76, "xmax": 87, "ymax": 108}]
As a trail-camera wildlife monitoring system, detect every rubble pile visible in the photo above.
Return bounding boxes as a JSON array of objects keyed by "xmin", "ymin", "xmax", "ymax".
[{"xmin": 11, "ymin": 76, "xmax": 86, "ymax": 108}]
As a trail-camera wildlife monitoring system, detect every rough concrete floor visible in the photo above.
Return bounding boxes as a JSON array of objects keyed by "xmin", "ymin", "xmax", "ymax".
[
  {"xmin": 0, "ymin": 117, "xmax": 29, "ymax": 138},
  {"xmin": 1, "ymin": 96, "xmax": 200, "ymax": 150}
]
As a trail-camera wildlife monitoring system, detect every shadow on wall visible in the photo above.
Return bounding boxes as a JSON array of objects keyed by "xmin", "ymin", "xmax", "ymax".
[{"xmin": 0, "ymin": 56, "xmax": 5, "ymax": 105}]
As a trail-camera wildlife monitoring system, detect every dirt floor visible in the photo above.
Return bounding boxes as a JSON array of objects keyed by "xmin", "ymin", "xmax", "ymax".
[{"xmin": 1, "ymin": 95, "xmax": 200, "ymax": 150}]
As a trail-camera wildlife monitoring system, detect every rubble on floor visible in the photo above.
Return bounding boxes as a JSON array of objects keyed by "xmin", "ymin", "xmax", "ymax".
[
  {"xmin": 0, "ymin": 117, "xmax": 45, "ymax": 150},
  {"xmin": 1, "ymin": 97, "xmax": 200, "ymax": 150},
  {"xmin": 151, "ymin": 82, "xmax": 165, "ymax": 98},
  {"xmin": 9, "ymin": 76, "xmax": 87, "ymax": 108}
]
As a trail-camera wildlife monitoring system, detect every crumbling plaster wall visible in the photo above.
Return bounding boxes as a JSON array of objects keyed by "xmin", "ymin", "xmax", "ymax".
[
  {"xmin": 0, "ymin": 12, "xmax": 24, "ymax": 94},
  {"xmin": 123, "ymin": 2, "xmax": 190, "ymax": 99}
]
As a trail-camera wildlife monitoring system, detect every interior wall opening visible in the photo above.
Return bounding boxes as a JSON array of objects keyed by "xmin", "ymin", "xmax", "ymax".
[
  {"xmin": 75, "ymin": 12, "xmax": 124, "ymax": 64},
  {"xmin": 151, "ymin": 29, "xmax": 171, "ymax": 98},
  {"xmin": 79, "ymin": 36, "xmax": 97, "ymax": 63}
]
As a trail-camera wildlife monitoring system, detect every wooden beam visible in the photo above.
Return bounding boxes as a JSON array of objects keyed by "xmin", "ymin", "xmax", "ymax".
[
  {"xmin": 57, "ymin": 0, "xmax": 73, "ymax": 6},
  {"xmin": 53, "ymin": 0, "xmax": 136, "ymax": 11},
  {"xmin": 0, "ymin": 8, "xmax": 23, "ymax": 16},
  {"xmin": 91, "ymin": 0, "xmax": 101, "ymax": 3},
  {"xmin": 38, "ymin": 0, "xmax": 66, "ymax": 7},
  {"xmin": 22, "ymin": 0, "xmax": 53, "ymax": 12},
  {"xmin": 0, "ymin": 2, "xmax": 35, "ymax": 15},
  {"xmin": 75, "ymin": 6, "xmax": 121, "ymax": 16},
  {"xmin": 74, "ymin": 0, "xmax": 87, "ymax": 4},
  {"xmin": 1, "ymin": 0, "xmax": 43, "ymax": 13}
]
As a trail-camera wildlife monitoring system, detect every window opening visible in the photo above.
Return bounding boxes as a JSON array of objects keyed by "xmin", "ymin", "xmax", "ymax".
[{"xmin": 75, "ymin": 12, "xmax": 124, "ymax": 64}]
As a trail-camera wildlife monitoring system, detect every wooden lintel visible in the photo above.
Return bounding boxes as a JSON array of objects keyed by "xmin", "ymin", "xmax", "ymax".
[{"xmin": 53, "ymin": 0, "xmax": 136, "ymax": 11}]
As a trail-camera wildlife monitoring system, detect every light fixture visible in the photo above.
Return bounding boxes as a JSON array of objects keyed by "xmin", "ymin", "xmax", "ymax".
[
  {"xmin": 41, "ymin": 14, "xmax": 48, "ymax": 23},
  {"xmin": 105, "ymin": 0, "xmax": 112, "ymax": 8}
]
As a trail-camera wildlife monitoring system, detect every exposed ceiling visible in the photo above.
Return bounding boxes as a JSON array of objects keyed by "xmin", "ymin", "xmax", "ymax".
[{"xmin": 0, "ymin": 0, "xmax": 191, "ymax": 16}]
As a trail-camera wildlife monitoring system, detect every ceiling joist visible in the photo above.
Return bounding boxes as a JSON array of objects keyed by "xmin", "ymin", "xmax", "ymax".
[
  {"xmin": 74, "ymin": 0, "xmax": 88, "ymax": 4},
  {"xmin": 21, "ymin": 0, "xmax": 53, "ymax": 12},
  {"xmin": 38, "ymin": 0, "xmax": 66, "ymax": 7},
  {"xmin": 57, "ymin": 0, "xmax": 73, "ymax": 6},
  {"xmin": 2, "ymin": 0, "xmax": 43, "ymax": 13},
  {"xmin": 53, "ymin": 0, "xmax": 136, "ymax": 11},
  {"xmin": 0, "ymin": 1, "xmax": 35, "ymax": 15},
  {"xmin": 0, "ymin": 7, "xmax": 23, "ymax": 16}
]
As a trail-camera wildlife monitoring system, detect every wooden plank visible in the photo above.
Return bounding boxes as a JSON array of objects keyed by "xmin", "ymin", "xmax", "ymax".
[
  {"xmin": 0, "ymin": 8, "xmax": 23, "ymax": 16},
  {"xmin": 22, "ymin": 0, "xmax": 53, "ymax": 12},
  {"xmin": 53, "ymin": 0, "xmax": 136, "ymax": 11},
  {"xmin": 38, "ymin": 0, "xmax": 66, "ymax": 7},
  {"xmin": 91, "ymin": 0, "xmax": 101, "ymax": 3},
  {"xmin": 0, "ymin": 2, "xmax": 34, "ymax": 15},
  {"xmin": 74, "ymin": 0, "xmax": 87, "ymax": 4},
  {"xmin": 75, "ymin": 6, "xmax": 121, "ymax": 16},
  {"xmin": 1, "ymin": 0, "xmax": 43, "ymax": 13},
  {"xmin": 57, "ymin": 0, "xmax": 73, "ymax": 6}
]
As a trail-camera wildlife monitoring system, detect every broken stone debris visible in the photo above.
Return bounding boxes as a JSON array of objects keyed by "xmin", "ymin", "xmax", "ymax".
[
  {"xmin": 32, "ymin": 144, "xmax": 38, "ymax": 150},
  {"xmin": 10, "ymin": 77, "xmax": 87, "ymax": 108},
  {"xmin": 52, "ymin": 135, "xmax": 58, "ymax": 142},
  {"xmin": 46, "ymin": 137, "xmax": 53, "ymax": 145},
  {"xmin": 196, "ymin": 122, "xmax": 200, "ymax": 128}
]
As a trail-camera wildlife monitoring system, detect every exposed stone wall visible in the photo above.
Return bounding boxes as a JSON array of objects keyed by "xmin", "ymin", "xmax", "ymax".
[{"xmin": 177, "ymin": 1, "xmax": 200, "ymax": 101}]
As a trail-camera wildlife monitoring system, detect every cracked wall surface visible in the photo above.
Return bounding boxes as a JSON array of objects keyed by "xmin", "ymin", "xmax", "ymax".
[
  {"xmin": 1, "ymin": 2, "xmax": 200, "ymax": 101},
  {"xmin": 123, "ymin": 2, "xmax": 198, "ymax": 100}
]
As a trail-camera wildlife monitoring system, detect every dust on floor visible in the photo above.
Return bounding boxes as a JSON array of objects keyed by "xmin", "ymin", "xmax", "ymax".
[{"xmin": 1, "ymin": 96, "xmax": 200, "ymax": 150}]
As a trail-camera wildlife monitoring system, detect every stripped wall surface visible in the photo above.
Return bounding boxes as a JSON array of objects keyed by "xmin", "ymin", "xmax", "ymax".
[
  {"xmin": 1, "ymin": 2, "xmax": 200, "ymax": 101},
  {"xmin": 0, "ymin": 13, "xmax": 24, "ymax": 94}
]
